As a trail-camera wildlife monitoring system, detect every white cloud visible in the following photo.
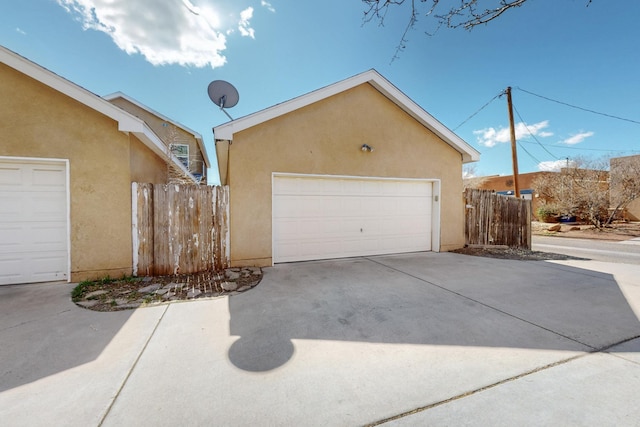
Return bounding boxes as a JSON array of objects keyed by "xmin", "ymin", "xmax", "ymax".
[
  {"xmin": 238, "ymin": 7, "xmax": 255, "ymax": 38},
  {"xmin": 55, "ymin": 0, "xmax": 260, "ymax": 69},
  {"xmin": 561, "ymin": 131, "xmax": 594, "ymax": 145},
  {"xmin": 474, "ymin": 120, "xmax": 552, "ymax": 148},
  {"xmin": 538, "ymin": 159, "xmax": 576, "ymax": 172},
  {"xmin": 16, "ymin": 27, "xmax": 27, "ymax": 35},
  {"xmin": 261, "ymin": 0, "xmax": 276, "ymax": 12}
]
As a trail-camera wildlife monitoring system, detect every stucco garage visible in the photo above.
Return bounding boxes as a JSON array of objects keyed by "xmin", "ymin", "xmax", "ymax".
[
  {"xmin": 1, "ymin": 45, "xmax": 207, "ymax": 284},
  {"xmin": 0, "ymin": 158, "xmax": 69, "ymax": 285},
  {"xmin": 214, "ymin": 70, "xmax": 480, "ymax": 267}
]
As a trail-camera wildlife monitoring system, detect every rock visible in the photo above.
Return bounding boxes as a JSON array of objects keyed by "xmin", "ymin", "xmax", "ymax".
[
  {"xmin": 225, "ymin": 270, "xmax": 240, "ymax": 280},
  {"xmin": 155, "ymin": 288, "xmax": 169, "ymax": 295},
  {"xmin": 163, "ymin": 283, "xmax": 178, "ymax": 290},
  {"xmin": 237, "ymin": 286, "xmax": 251, "ymax": 292},
  {"xmin": 163, "ymin": 292, "xmax": 175, "ymax": 300},
  {"xmin": 77, "ymin": 300, "xmax": 99, "ymax": 308},
  {"xmin": 569, "ymin": 226, "xmax": 581, "ymax": 231},
  {"xmin": 547, "ymin": 224, "xmax": 562, "ymax": 232},
  {"xmin": 115, "ymin": 298, "xmax": 129, "ymax": 305},
  {"xmin": 221, "ymin": 281, "xmax": 238, "ymax": 291},
  {"xmin": 247, "ymin": 267, "xmax": 261, "ymax": 275},
  {"xmin": 138, "ymin": 284, "xmax": 161, "ymax": 294},
  {"xmin": 142, "ymin": 277, "xmax": 153, "ymax": 282},
  {"xmin": 187, "ymin": 289, "xmax": 202, "ymax": 298},
  {"xmin": 85, "ymin": 290, "xmax": 108, "ymax": 299}
]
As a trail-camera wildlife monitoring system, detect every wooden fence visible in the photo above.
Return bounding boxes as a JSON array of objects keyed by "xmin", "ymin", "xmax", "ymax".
[
  {"xmin": 464, "ymin": 188, "xmax": 532, "ymax": 249},
  {"xmin": 132, "ymin": 183, "xmax": 229, "ymax": 276}
]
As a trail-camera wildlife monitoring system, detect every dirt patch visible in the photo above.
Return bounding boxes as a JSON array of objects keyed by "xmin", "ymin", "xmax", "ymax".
[
  {"xmin": 452, "ymin": 246, "xmax": 585, "ymax": 261},
  {"xmin": 532, "ymin": 221, "xmax": 640, "ymax": 241},
  {"xmin": 72, "ymin": 268, "xmax": 262, "ymax": 312}
]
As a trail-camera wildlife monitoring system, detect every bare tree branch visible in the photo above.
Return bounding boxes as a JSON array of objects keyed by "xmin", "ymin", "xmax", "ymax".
[{"xmin": 362, "ymin": 0, "xmax": 594, "ymax": 61}]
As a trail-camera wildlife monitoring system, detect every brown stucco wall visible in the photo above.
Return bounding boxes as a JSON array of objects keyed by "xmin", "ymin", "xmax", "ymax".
[
  {"xmin": 108, "ymin": 97, "xmax": 206, "ymax": 180},
  {"xmin": 476, "ymin": 171, "xmax": 555, "ymax": 218},
  {"xmin": 0, "ymin": 63, "xmax": 167, "ymax": 281},
  {"xmin": 224, "ymin": 83, "xmax": 465, "ymax": 266}
]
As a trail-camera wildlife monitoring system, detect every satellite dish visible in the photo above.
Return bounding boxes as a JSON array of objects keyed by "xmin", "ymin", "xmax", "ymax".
[{"xmin": 208, "ymin": 80, "xmax": 239, "ymax": 120}]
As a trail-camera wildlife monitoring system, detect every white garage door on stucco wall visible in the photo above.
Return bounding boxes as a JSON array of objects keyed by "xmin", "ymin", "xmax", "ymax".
[
  {"xmin": 0, "ymin": 158, "xmax": 69, "ymax": 285},
  {"xmin": 273, "ymin": 174, "xmax": 438, "ymax": 263}
]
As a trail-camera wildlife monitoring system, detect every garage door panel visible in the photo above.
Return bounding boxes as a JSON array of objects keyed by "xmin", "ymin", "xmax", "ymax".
[
  {"xmin": 273, "ymin": 176, "xmax": 433, "ymax": 263},
  {"xmin": 0, "ymin": 160, "xmax": 68, "ymax": 285}
]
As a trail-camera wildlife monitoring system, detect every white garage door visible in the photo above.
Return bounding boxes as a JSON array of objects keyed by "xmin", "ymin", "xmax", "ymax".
[
  {"xmin": 273, "ymin": 175, "xmax": 434, "ymax": 263},
  {"xmin": 0, "ymin": 159, "xmax": 69, "ymax": 285}
]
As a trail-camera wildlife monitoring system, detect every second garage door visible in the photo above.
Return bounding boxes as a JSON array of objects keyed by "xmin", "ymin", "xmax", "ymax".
[
  {"xmin": 273, "ymin": 175, "xmax": 435, "ymax": 263},
  {"xmin": 0, "ymin": 158, "xmax": 69, "ymax": 285}
]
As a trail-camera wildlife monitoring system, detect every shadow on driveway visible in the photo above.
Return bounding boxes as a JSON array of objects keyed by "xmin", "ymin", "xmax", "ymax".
[
  {"xmin": 227, "ymin": 252, "xmax": 640, "ymax": 372},
  {"xmin": 0, "ymin": 282, "xmax": 134, "ymax": 393}
]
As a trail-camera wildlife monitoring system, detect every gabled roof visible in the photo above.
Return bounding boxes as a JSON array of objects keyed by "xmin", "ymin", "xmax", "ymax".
[
  {"xmin": 104, "ymin": 92, "xmax": 210, "ymax": 168},
  {"xmin": 0, "ymin": 45, "xmax": 200, "ymax": 181},
  {"xmin": 213, "ymin": 69, "xmax": 480, "ymax": 163}
]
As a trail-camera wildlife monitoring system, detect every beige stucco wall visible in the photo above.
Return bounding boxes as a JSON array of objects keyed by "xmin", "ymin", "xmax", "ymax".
[
  {"xmin": 109, "ymin": 97, "xmax": 206, "ymax": 180},
  {"xmin": 224, "ymin": 83, "xmax": 464, "ymax": 267},
  {"xmin": 0, "ymin": 63, "xmax": 167, "ymax": 281}
]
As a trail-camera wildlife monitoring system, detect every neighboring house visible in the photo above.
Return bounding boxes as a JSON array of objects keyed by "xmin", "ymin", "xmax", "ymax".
[
  {"xmin": 472, "ymin": 171, "xmax": 556, "ymax": 218},
  {"xmin": 105, "ymin": 93, "xmax": 209, "ymax": 183},
  {"xmin": 0, "ymin": 46, "xmax": 209, "ymax": 285},
  {"xmin": 214, "ymin": 70, "xmax": 480, "ymax": 267}
]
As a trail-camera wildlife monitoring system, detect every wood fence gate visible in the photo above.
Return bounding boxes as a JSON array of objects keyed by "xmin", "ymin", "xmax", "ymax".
[
  {"xmin": 132, "ymin": 183, "xmax": 229, "ymax": 276},
  {"xmin": 464, "ymin": 188, "xmax": 532, "ymax": 249}
]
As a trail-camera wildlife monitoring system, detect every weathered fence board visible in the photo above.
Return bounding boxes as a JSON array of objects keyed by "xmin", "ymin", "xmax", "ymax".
[
  {"xmin": 132, "ymin": 183, "xmax": 229, "ymax": 276},
  {"xmin": 464, "ymin": 188, "xmax": 532, "ymax": 249}
]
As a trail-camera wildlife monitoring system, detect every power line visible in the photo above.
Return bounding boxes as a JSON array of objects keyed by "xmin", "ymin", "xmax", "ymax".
[
  {"xmin": 515, "ymin": 87, "xmax": 640, "ymax": 126},
  {"xmin": 517, "ymin": 141, "xmax": 541, "ymax": 165},
  {"xmin": 453, "ymin": 91, "xmax": 503, "ymax": 131},
  {"xmin": 512, "ymin": 104, "xmax": 560, "ymax": 160},
  {"xmin": 518, "ymin": 139, "xmax": 640, "ymax": 153}
]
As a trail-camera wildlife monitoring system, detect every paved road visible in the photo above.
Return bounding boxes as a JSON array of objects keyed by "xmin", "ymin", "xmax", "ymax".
[{"xmin": 533, "ymin": 235, "xmax": 640, "ymax": 264}]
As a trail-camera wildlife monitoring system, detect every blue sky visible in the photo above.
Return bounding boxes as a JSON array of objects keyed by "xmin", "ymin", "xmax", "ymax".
[{"xmin": 2, "ymin": 0, "xmax": 639, "ymax": 184}]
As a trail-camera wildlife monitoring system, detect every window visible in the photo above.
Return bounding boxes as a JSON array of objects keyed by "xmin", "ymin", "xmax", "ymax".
[{"xmin": 170, "ymin": 144, "xmax": 189, "ymax": 169}]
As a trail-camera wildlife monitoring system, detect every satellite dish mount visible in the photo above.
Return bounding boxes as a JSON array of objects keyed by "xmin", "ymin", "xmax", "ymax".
[{"xmin": 208, "ymin": 80, "xmax": 239, "ymax": 121}]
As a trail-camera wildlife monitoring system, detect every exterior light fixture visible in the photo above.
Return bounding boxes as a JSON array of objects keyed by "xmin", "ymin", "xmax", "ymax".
[{"xmin": 361, "ymin": 144, "xmax": 374, "ymax": 152}]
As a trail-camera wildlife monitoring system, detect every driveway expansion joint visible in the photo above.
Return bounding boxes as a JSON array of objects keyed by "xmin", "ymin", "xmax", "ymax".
[{"xmin": 97, "ymin": 304, "xmax": 170, "ymax": 426}]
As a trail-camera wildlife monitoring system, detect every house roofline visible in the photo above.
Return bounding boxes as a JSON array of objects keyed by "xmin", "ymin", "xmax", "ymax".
[
  {"xmin": 104, "ymin": 92, "xmax": 210, "ymax": 168},
  {"xmin": 1, "ymin": 45, "xmax": 199, "ymax": 182},
  {"xmin": 213, "ymin": 69, "xmax": 480, "ymax": 163}
]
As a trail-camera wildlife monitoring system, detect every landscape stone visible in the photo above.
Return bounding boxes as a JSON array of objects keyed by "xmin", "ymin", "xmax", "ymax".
[
  {"xmin": 155, "ymin": 289, "xmax": 169, "ymax": 295},
  {"xmin": 85, "ymin": 290, "xmax": 108, "ymax": 299},
  {"xmin": 138, "ymin": 284, "xmax": 161, "ymax": 294},
  {"xmin": 225, "ymin": 270, "xmax": 240, "ymax": 280},
  {"xmin": 221, "ymin": 281, "xmax": 238, "ymax": 291},
  {"xmin": 115, "ymin": 298, "xmax": 129, "ymax": 305},
  {"xmin": 547, "ymin": 224, "xmax": 562, "ymax": 232},
  {"xmin": 77, "ymin": 300, "xmax": 99, "ymax": 308},
  {"xmin": 142, "ymin": 277, "xmax": 153, "ymax": 282},
  {"xmin": 163, "ymin": 292, "xmax": 175, "ymax": 300},
  {"xmin": 237, "ymin": 286, "xmax": 250, "ymax": 292},
  {"xmin": 187, "ymin": 289, "xmax": 202, "ymax": 298}
]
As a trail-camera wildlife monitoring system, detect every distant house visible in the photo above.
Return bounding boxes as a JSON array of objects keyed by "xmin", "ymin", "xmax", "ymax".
[
  {"xmin": 214, "ymin": 69, "xmax": 480, "ymax": 267},
  {"xmin": 470, "ymin": 172, "xmax": 556, "ymax": 218},
  {"xmin": 105, "ymin": 93, "xmax": 209, "ymax": 183},
  {"xmin": 0, "ymin": 45, "xmax": 209, "ymax": 285}
]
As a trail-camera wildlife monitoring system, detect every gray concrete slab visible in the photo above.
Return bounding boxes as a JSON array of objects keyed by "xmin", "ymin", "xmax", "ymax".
[
  {"xmin": 1, "ymin": 253, "xmax": 639, "ymax": 426},
  {"xmin": 0, "ymin": 282, "xmax": 166, "ymax": 426},
  {"xmin": 387, "ymin": 343, "xmax": 640, "ymax": 426}
]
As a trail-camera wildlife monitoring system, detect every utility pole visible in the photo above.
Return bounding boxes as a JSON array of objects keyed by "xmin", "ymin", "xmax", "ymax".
[{"xmin": 505, "ymin": 87, "xmax": 520, "ymax": 198}]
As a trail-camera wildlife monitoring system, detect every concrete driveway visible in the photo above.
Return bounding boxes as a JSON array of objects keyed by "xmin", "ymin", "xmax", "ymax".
[{"xmin": 2, "ymin": 253, "xmax": 640, "ymax": 426}]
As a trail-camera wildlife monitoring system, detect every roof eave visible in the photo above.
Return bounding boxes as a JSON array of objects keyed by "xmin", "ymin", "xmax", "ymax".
[{"xmin": 213, "ymin": 69, "xmax": 480, "ymax": 162}]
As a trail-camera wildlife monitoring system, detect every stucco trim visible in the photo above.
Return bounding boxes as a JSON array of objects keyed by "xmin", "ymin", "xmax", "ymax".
[
  {"xmin": 0, "ymin": 156, "xmax": 71, "ymax": 283},
  {"xmin": 104, "ymin": 92, "xmax": 210, "ymax": 168},
  {"xmin": 215, "ymin": 70, "xmax": 480, "ymax": 163},
  {"xmin": 0, "ymin": 46, "xmax": 198, "ymax": 182},
  {"xmin": 270, "ymin": 172, "xmax": 441, "ymax": 266}
]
